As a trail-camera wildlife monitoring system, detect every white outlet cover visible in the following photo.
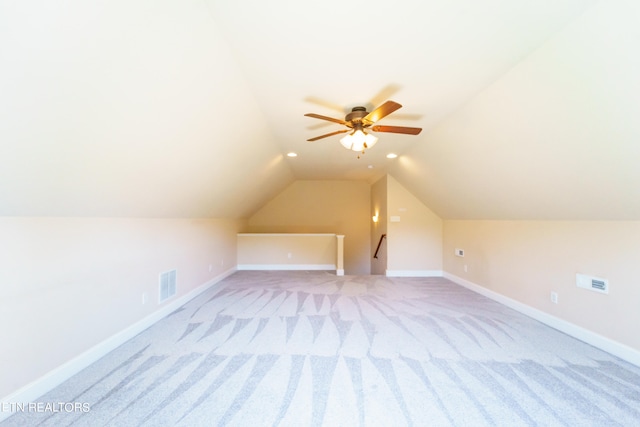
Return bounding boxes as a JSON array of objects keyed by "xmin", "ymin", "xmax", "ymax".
[{"xmin": 390, "ymin": 216, "xmax": 401, "ymax": 222}]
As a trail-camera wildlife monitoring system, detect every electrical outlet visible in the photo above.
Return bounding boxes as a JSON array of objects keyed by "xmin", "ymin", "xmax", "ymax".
[
  {"xmin": 550, "ymin": 292, "xmax": 558, "ymax": 304},
  {"xmin": 142, "ymin": 293, "xmax": 147, "ymax": 305},
  {"xmin": 287, "ymin": 252, "xmax": 292, "ymax": 259},
  {"xmin": 464, "ymin": 264, "xmax": 468, "ymax": 273},
  {"xmin": 209, "ymin": 264, "xmax": 213, "ymax": 272}
]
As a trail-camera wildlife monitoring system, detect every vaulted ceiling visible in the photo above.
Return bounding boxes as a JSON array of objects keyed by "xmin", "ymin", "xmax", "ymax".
[{"xmin": 2, "ymin": 0, "xmax": 639, "ymax": 220}]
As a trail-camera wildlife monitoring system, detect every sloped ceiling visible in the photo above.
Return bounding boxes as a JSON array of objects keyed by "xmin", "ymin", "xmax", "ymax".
[
  {"xmin": 4, "ymin": 0, "xmax": 638, "ymax": 220},
  {"xmin": 0, "ymin": 0, "xmax": 294, "ymax": 218},
  {"xmin": 390, "ymin": 1, "xmax": 640, "ymax": 220}
]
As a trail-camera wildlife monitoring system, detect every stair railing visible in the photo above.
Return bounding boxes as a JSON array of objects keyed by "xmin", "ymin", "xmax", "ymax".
[{"xmin": 373, "ymin": 234, "xmax": 386, "ymax": 259}]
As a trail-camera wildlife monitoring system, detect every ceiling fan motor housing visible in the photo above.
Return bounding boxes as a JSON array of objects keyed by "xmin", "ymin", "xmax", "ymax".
[{"xmin": 345, "ymin": 106, "xmax": 369, "ymax": 128}]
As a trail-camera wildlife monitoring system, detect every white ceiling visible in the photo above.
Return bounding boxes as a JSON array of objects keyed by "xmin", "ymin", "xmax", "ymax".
[
  {"xmin": 205, "ymin": 0, "xmax": 597, "ymax": 180},
  {"xmin": 2, "ymin": 0, "xmax": 639, "ymax": 219}
]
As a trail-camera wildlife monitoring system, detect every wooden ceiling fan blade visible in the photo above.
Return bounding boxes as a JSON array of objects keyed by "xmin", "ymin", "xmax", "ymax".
[
  {"xmin": 307, "ymin": 121, "xmax": 335, "ymax": 131},
  {"xmin": 371, "ymin": 125, "xmax": 422, "ymax": 135},
  {"xmin": 363, "ymin": 100, "xmax": 402, "ymax": 124},
  {"xmin": 387, "ymin": 113, "xmax": 423, "ymax": 121},
  {"xmin": 369, "ymin": 84, "xmax": 402, "ymax": 108},
  {"xmin": 307, "ymin": 129, "xmax": 349, "ymax": 141},
  {"xmin": 304, "ymin": 96, "xmax": 345, "ymax": 113},
  {"xmin": 304, "ymin": 113, "xmax": 347, "ymax": 125}
]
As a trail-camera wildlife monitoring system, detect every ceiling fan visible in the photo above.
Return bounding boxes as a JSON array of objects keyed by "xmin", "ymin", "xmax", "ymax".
[{"xmin": 304, "ymin": 100, "xmax": 422, "ymax": 157}]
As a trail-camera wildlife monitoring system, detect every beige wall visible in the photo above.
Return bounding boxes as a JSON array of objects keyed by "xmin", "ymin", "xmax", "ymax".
[
  {"xmin": 444, "ymin": 220, "xmax": 640, "ymax": 352},
  {"xmin": 386, "ymin": 175, "xmax": 443, "ymax": 275},
  {"xmin": 245, "ymin": 180, "xmax": 371, "ymax": 274},
  {"xmin": 237, "ymin": 233, "xmax": 337, "ymax": 269},
  {"xmin": 0, "ymin": 217, "xmax": 244, "ymax": 398},
  {"xmin": 370, "ymin": 176, "xmax": 388, "ymax": 275}
]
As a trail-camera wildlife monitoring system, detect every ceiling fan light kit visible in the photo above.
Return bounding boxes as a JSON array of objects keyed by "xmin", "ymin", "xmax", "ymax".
[
  {"xmin": 305, "ymin": 100, "xmax": 422, "ymax": 157},
  {"xmin": 339, "ymin": 128, "xmax": 378, "ymax": 152}
]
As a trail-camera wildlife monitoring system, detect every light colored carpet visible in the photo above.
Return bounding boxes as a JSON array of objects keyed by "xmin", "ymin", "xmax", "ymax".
[{"xmin": 3, "ymin": 271, "xmax": 640, "ymax": 426}]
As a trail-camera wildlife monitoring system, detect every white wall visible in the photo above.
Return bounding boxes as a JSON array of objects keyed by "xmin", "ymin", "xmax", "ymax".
[{"xmin": 0, "ymin": 217, "xmax": 243, "ymax": 399}]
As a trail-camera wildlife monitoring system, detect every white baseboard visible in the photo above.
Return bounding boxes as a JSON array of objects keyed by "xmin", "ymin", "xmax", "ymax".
[
  {"xmin": 386, "ymin": 269, "xmax": 443, "ymax": 277},
  {"xmin": 0, "ymin": 267, "xmax": 237, "ymax": 422},
  {"xmin": 237, "ymin": 264, "xmax": 336, "ymax": 271},
  {"xmin": 443, "ymin": 272, "xmax": 640, "ymax": 367}
]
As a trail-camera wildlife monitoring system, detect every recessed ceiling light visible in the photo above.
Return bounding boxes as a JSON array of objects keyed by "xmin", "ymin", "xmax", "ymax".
[
  {"xmin": 386, "ymin": 153, "xmax": 398, "ymax": 159},
  {"xmin": 287, "ymin": 152, "xmax": 298, "ymax": 157}
]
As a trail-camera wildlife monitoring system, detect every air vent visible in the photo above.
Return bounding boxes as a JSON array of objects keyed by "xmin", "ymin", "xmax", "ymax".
[
  {"xmin": 159, "ymin": 269, "xmax": 177, "ymax": 303},
  {"xmin": 576, "ymin": 273, "xmax": 609, "ymax": 294}
]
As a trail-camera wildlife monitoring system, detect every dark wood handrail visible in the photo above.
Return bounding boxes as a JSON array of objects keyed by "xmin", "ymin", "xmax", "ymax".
[{"xmin": 373, "ymin": 234, "xmax": 386, "ymax": 259}]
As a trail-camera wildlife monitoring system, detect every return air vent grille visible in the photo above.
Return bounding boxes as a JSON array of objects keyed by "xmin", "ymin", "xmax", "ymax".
[
  {"xmin": 576, "ymin": 273, "xmax": 608, "ymax": 294},
  {"xmin": 159, "ymin": 269, "xmax": 177, "ymax": 303}
]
